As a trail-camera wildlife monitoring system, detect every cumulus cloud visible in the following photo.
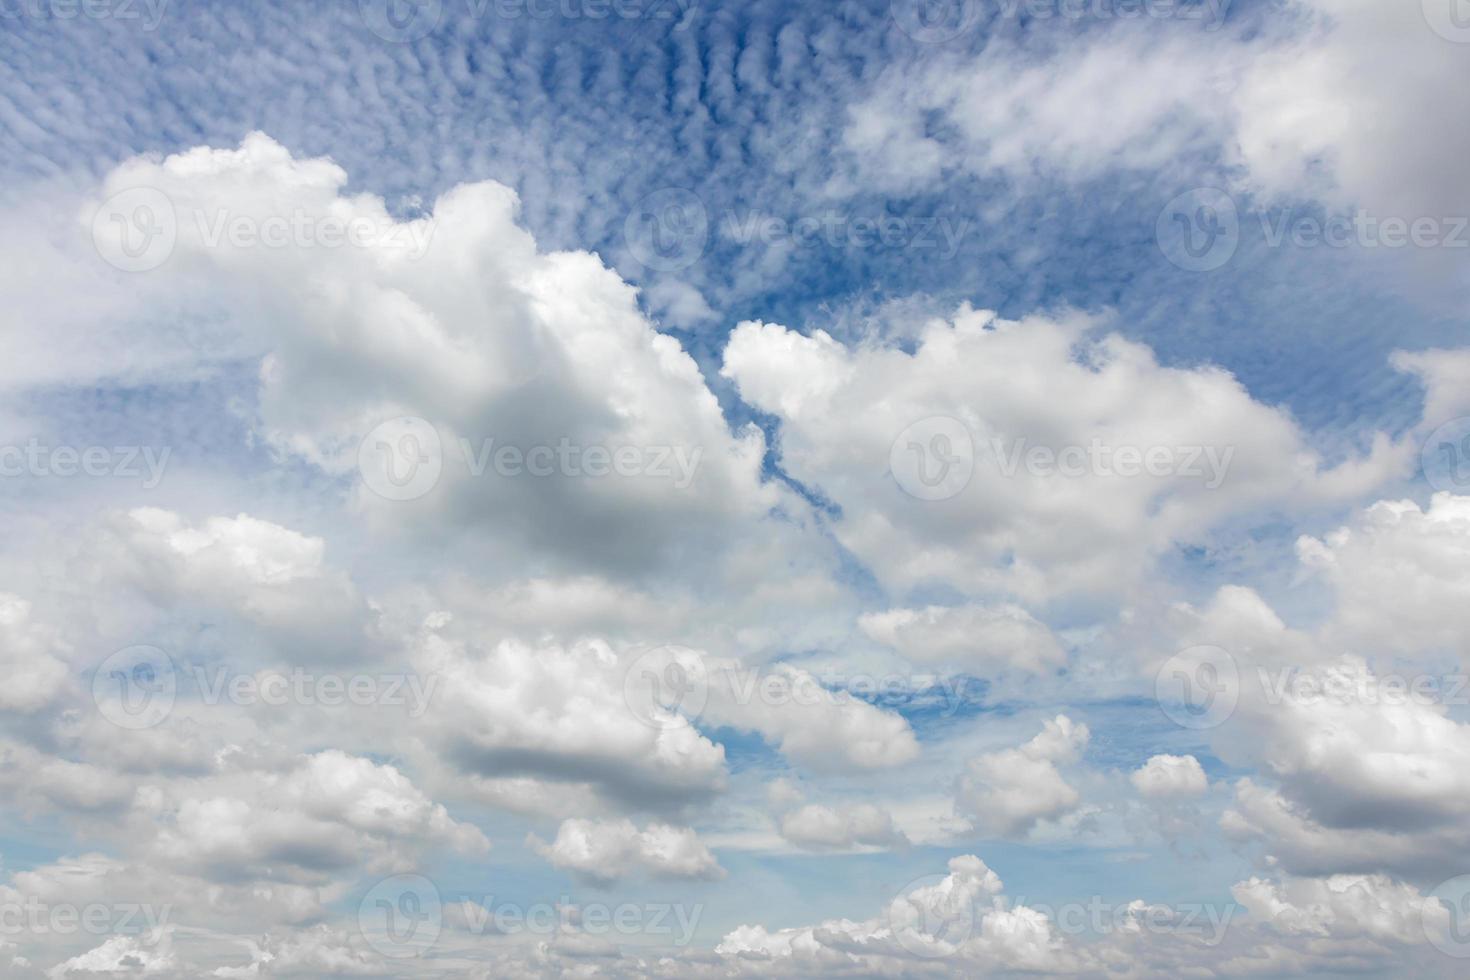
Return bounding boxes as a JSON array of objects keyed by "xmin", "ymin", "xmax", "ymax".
[
  {"xmin": 0, "ymin": 594, "xmax": 69, "ymax": 713},
  {"xmin": 1131, "ymin": 754, "xmax": 1208, "ymax": 800},
  {"xmin": 777, "ymin": 802, "xmax": 909, "ymax": 851},
  {"xmin": 722, "ymin": 307, "xmax": 1403, "ymax": 603},
  {"xmin": 956, "ymin": 715, "xmax": 1090, "ymax": 838},
  {"xmin": 529, "ymin": 818, "xmax": 724, "ymax": 885}
]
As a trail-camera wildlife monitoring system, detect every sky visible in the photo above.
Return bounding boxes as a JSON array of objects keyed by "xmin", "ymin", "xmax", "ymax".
[{"xmin": 1, "ymin": 0, "xmax": 1470, "ymax": 976}]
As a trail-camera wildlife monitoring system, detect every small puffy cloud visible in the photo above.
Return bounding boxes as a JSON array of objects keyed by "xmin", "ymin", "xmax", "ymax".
[
  {"xmin": 778, "ymin": 803, "xmax": 909, "ymax": 851},
  {"xmin": 1131, "ymin": 754, "xmax": 1208, "ymax": 800},
  {"xmin": 412, "ymin": 624, "xmax": 728, "ymax": 812},
  {"xmin": 859, "ymin": 603, "xmax": 1065, "ymax": 675},
  {"xmin": 529, "ymin": 818, "xmax": 724, "ymax": 886},
  {"xmin": 957, "ymin": 715, "xmax": 1090, "ymax": 839}
]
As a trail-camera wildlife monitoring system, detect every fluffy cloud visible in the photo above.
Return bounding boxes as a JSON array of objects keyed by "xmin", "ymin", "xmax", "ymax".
[
  {"xmin": 1131, "ymin": 754, "xmax": 1208, "ymax": 800},
  {"xmin": 777, "ymin": 802, "xmax": 909, "ymax": 851},
  {"xmin": 722, "ymin": 307, "xmax": 1402, "ymax": 603},
  {"xmin": 529, "ymin": 818, "xmax": 724, "ymax": 885},
  {"xmin": 0, "ymin": 594, "xmax": 69, "ymax": 713},
  {"xmin": 956, "ymin": 715, "xmax": 1090, "ymax": 838},
  {"xmin": 1298, "ymin": 494, "xmax": 1470, "ymax": 660}
]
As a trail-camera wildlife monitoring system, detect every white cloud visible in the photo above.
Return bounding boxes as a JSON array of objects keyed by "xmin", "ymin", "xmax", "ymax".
[
  {"xmin": 956, "ymin": 715, "xmax": 1090, "ymax": 838},
  {"xmin": 778, "ymin": 802, "xmax": 909, "ymax": 851},
  {"xmin": 529, "ymin": 818, "xmax": 724, "ymax": 885},
  {"xmin": 722, "ymin": 307, "xmax": 1403, "ymax": 603},
  {"xmin": 1131, "ymin": 754, "xmax": 1208, "ymax": 800}
]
